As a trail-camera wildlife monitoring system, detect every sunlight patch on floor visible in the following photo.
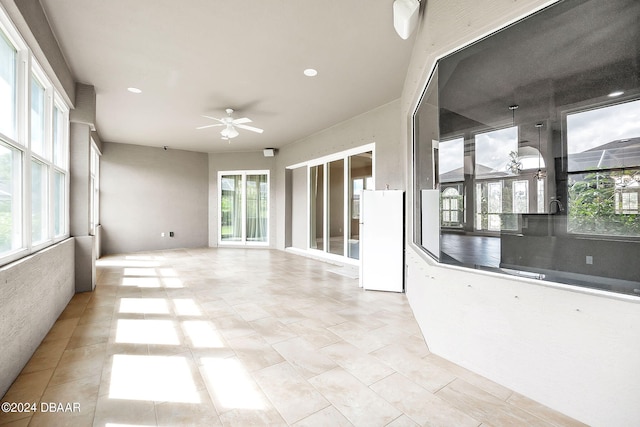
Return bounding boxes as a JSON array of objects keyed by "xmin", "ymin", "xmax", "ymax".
[
  {"xmin": 96, "ymin": 259, "xmax": 161, "ymax": 268},
  {"xmin": 109, "ymin": 354, "xmax": 200, "ymax": 403},
  {"xmin": 182, "ymin": 321, "xmax": 224, "ymax": 348},
  {"xmin": 106, "ymin": 424, "xmax": 156, "ymax": 427},
  {"xmin": 159, "ymin": 268, "xmax": 178, "ymax": 277},
  {"xmin": 125, "ymin": 255, "xmax": 166, "ymax": 261},
  {"xmin": 121, "ymin": 277, "xmax": 162, "ymax": 288},
  {"xmin": 119, "ymin": 298, "xmax": 170, "ymax": 315},
  {"xmin": 123, "ymin": 267, "xmax": 160, "ymax": 277},
  {"xmin": 200, "ymin": 357, "xmax": 266, "ymax": 410},
  {"xmin": 174, "ymin": 299, "xmax": 202, "ymax": 316},
  {"xmin": 115, "ymin": 319, "xmax": 179, "ymax": 345},
  {"xmin": 162, "ymin": 277, "xmax": 184, "ymax": 288}
]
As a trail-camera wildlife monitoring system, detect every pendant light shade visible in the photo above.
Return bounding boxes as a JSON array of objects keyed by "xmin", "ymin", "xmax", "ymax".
[
  {"xmin": 534, "ymin": 122, "xmax": 546, "ymax": 181},
  {"xmin": 506, "ymin": 105, "xmax": 522, "ymax": 175}
]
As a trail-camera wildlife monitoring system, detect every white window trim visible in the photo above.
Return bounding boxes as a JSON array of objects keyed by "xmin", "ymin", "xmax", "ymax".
[
  {"xmin": 0, "ymin": 5, "xmax": 70, "ymax": 267},
  {"xmin": 287, "ymin": 142, "xmax": 376, "ymax": 170}
]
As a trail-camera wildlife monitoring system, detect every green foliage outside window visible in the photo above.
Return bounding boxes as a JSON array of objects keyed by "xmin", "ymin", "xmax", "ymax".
[{"xmin": 568, "ymin": 170, "xmax": 640, "ymax": 237}]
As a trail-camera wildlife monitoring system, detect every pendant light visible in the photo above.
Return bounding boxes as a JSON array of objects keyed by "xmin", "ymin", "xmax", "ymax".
[
  {"xmin": 506, "ymin": 105, "xmax": 522, "ymax": 175},
  {"xmin": 534, "ymin": 122, "xmax": 546, "ymax": 181}
]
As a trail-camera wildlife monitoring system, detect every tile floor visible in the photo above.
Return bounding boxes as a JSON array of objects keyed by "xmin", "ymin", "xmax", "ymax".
[{"xmin": 0, "ymin": 248, "xmax": 585, "ymax": 427}]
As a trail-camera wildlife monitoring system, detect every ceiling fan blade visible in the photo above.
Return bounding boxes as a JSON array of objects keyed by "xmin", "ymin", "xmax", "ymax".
[
  {"xmin": 196, "ymin": 124, "xmax": 224, "ymax": 130},
  {"xmin": 236, "ymin": 124, "xmax": 264, "ymax": 134},
  {"xmin": 202, "ymin": 115, "xmax": 225, "ymax": 123},
  {"xmin": 232, "ymin": 117, "xmax": 252, "ymax": 125}
]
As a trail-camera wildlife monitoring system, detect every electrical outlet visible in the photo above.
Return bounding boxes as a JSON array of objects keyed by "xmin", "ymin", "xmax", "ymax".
[
  {"xmin": 161, "ymin": 232, "xmax": 165, "ymax": 237},
  {"xmin": 169, "ymin": 231, "xmax": 174, "ymax": 237},
  {"xmin": 586, "ymin": 255, "xmax": 593, "ymax": 265}
]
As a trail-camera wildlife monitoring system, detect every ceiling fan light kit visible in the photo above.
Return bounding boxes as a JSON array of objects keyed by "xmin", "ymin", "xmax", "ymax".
[
  {"xmin": 221, "ymin": 126, "xmax": 239, "ymax": 139},
  {"xmin": 196, "ymin": 108, "xmax": 264, "ymax": 141}
]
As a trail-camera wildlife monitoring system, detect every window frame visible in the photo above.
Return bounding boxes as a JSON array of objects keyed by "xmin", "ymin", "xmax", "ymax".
[
  {"xmin": 304, "ymin": 143, "xmax": 375, "ymax": 263},
  {"xmin": 441, "ymin": 184, "xmax": 464, "ymax": 228},
  {"xmin": 217, "ymin": 170, "xmax": 270, "ymax": 246},
  {"xmin": 89, "ymin": 141, "xmax": 100, "ymax": 236},
  {"xmin": 0, "ymin": 30, "xmax": 17, "ymax": 141},
  {"xmin": 0, "ymin": 6, "xmax": 70, "ymax": 266},
  {"xmin": 562, "ymin": 96, "xmax": 640, "ymax": 240}
]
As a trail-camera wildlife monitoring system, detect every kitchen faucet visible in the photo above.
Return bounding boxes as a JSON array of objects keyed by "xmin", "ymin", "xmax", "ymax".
[{"xmin": 549, "ymin": 198, "xmax": 564, "ymax": 214}]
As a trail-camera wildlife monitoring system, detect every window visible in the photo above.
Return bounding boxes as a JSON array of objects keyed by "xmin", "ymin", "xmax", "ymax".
[
  {"xmin": 412, "ymin": 0, "xmax": 640, "ymax": 296},
  {"xmin": 245, "ymin": 174, "xmax": 268, "ymax": 242},
  {"xmin": 348, "ymin": 152, "xmax": 373, "ymax": 259},
  {"xmin": 566, "ymin": 99, "xmax": 640, "ymax": 237},
  {"xmin": 53, "ymin": 104, "xmax": 65, "ymax": 167},
  {"xmin": 219, "ymin": 171, "xmax": 269, "ymax": 245},
  {"xmin": 351, "ymin": 176, "xmax": 374, "ymax": 220},
  {"xmin": 53, "ymin": 170, "xmax": 64, "ymax": 236},
  {"xmin": 309, "ymin": 165, "xmax": 324, "ymax": 250},
  {"xmin": 0, "ymin": 31, "xmax": 16, "ymax": 139},
  {"xmin": 441, "ymin": 186, "xmax": 463, "ymax": 227},
  {"xmin": 567, "ymin": 169, "xmax": 640, "ymax": 237},
  {"xmin": 308, "ymin": 147, "xmax": 373, "ymax": 261},
  {"xmin": 0, "ymin": 142, "xmax": 21, "ymax": 252},
  {"xmin": 327, "ymin": 159, "xmax": 345, "ymax": 256},
  {"xmin": 512, "ymin": 180, "xmax": 529, "ymax": 214},
  {"xmin": 30, "ymin": 76, "xmax": 45, "ymax": 157},
  {"xmin": 475, "ymin": 127, "xmax": 517, "ymax": 178},
  {"xmin": 31, "ymin": 159, "xmax": 47, "ymax": 244},
  {"xmin": 537, "ymin": 179, "xmax": 545, "ymax": 213},
  {"xmin": 486, "ymin": 181, "xmax": 502, "ymax": 231},
  {"xmin": 439, "ymin": 138, "xmax": 464, "ymax": 182},
  {"xmin": 617, "ymin": 191, "xmax": 639, "ymax": 215},
  {"xmin": 439, "ymin": 138, "xmax": 465, "ymax": 229},
  {"xmin": 567, "ymin": 100, "xmax": 640, "ymax": 173},
  {"xmin": 0, "ymin": 8, "xmax": 70, "ymax": 265},
  {"xmin": 90, "ymin": 143, "xmax": 100, "ymax": 235}
]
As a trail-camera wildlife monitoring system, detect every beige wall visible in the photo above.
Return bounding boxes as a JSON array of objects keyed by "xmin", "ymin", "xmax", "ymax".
[{"xmin": 100, "ymin": 143, "xmax": 209, "ymax": 255}]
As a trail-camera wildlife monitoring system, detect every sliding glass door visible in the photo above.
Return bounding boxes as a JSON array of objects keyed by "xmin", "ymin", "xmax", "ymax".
[
  {"xmin": 219, "ymin": 171, "xmax": 269, "ymax": 245},
  {"xmin": 309, "ymin": 165, "xmax": 324, "ymax": 250},
  {"xmin": 348, "ymin": 153, "xmax": 373, "ymax": 259},
  {"xmin": 246, "ymin": 174, "xmax": 268, "ymax": 242},
  {"xmin": 309, "ymin": 148, "xmax": 373, "ymax": 260},
  {"xmin": 328, "ymin": 159, "xmax": 344, "ymax": 256}
]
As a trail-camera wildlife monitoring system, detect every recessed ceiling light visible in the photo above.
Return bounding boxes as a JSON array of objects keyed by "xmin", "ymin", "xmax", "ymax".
[
  {"xmin": 608, "ymin": 90, "xmax": 624, "ymax": 97},
  {"xmin": 127, "ymin": 87, "xmax": 142, "ymax": 94},
  {"xmin": 303, "ymin": 68, "xmax": 318, "ymax": 77}
]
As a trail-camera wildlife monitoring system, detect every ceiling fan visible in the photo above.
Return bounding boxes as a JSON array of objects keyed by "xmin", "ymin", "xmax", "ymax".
[{"xmin": 196, "ymin": 108, "xmax": 264, "ymax": 140}]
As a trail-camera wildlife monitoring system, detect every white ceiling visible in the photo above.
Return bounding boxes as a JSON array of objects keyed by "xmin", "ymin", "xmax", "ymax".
[{"xmin": 39, "ymin": 0, "xmax": 416, "ymax": 153}]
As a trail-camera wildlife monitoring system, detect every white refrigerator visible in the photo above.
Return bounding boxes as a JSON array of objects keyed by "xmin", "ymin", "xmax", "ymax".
[{"xmin": 359, "ymin": 190, "xmax": 404, "ymax": 292}]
